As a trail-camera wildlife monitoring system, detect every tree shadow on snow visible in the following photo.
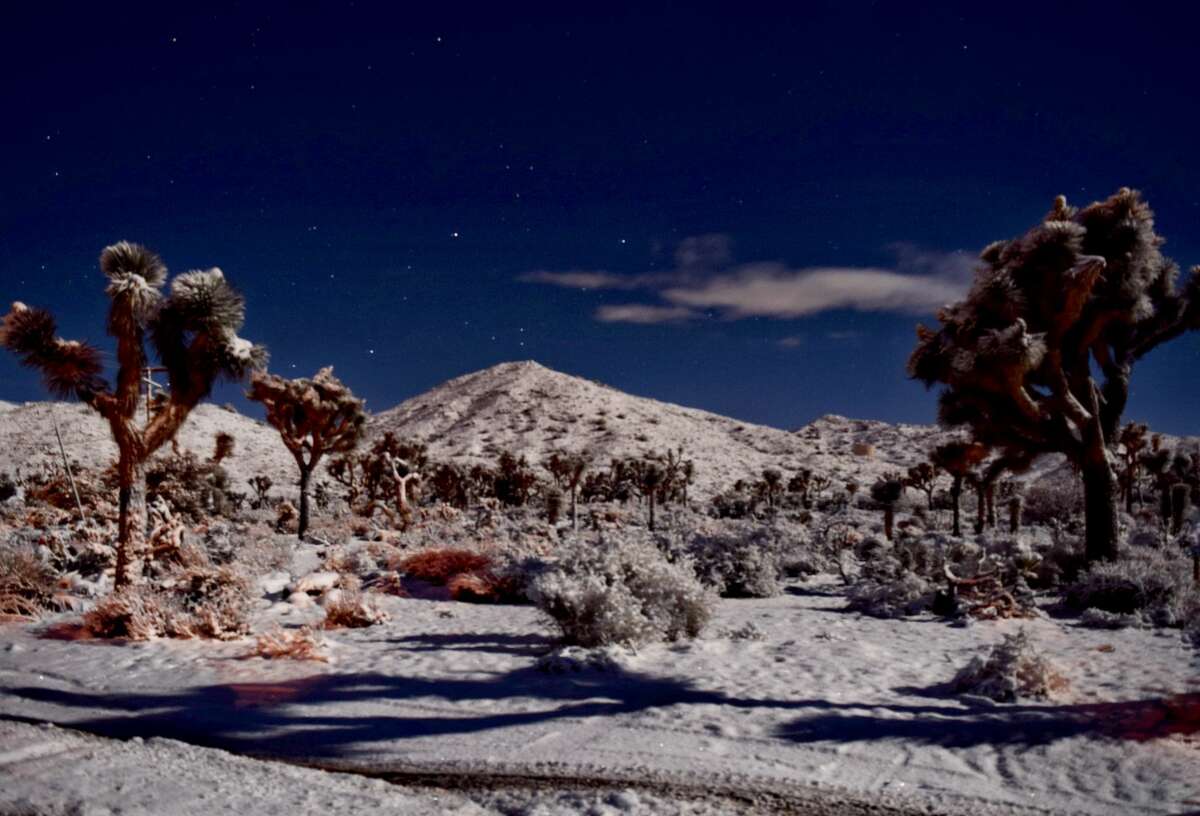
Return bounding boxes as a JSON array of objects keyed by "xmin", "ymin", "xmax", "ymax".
[
  {"xmin": 5, "ymin": 664, "xmax": 1196, "ymax": 759},
  {"xmin": 775, "ymin": 687, "xmax": 1200, "ymax": 749},
  {"xmin": 1, "ymin": 663, "xmax": 804, "ymax": 760}
]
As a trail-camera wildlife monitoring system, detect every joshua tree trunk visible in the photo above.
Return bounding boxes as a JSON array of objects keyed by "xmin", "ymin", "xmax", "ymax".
[
  {"xmin": 974, "ymin": 485, "xmax": 986, "ymax": 534},
  {"xmin": 113, "ymin": 455, "xmax": 148, "ymax": 589},
  {"xmin": 1008, "ymin": 496, "xmax": 1022, "ymax": 534},
  {"xmin": 1082, "ymin": 460, "xmax": 1119, "ymax": 561},
  {"xmin": 1170, "ymin": 483, "xmax": 1189, "ymax": 536},
  {"xmin": 648, "ymin": 492, "xmax": 656, "ymax": 531},
  {"xmin": 950, "ymin": 476, "xmax": 962, "ymax": 537},
  {"xmin": 570, "ymin": 486, "xmax": 578, "ymax": 530},
  {"xmin": 883, "ymin": 506, "xmax": 894, "ymax": 540},
  {"xmin": 985, "ymin": 484, "xmax": 996, "ymax": 528},
  {"xmin": 298, "ymin": 465, "xmax": 312, "ymax": 540}
]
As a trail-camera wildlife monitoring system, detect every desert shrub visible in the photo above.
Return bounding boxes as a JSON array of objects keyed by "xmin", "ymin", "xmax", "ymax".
[
  {"xmin": 395, "ymin": 548, "xmax": 493, "ymax": 584},
  {"xmin": 846, "ymin": 570, "xmax": 935, "ymax": 618},
  {"xmin": 83, "ymin": 590, "xmax": 170, "ymax": 640},
  {"xmin": 951, "ymin": 629, "xmax": 1068, "ymax": 702},
  {"xmin": 145, "ymin": 451, "xmax": 234, "ymax": 522},
  {"xmin": 0, "ymin": 544, "xmax": 65, "ymax": 618},
  {"xmin": 1065, "ymin": 547, "xmax": 1198, "ymax": 626},
  {"xmin": 324, "ymin": 590, "xmax": 389, "ymax": 628},
  {"xmin": 1079, "ymin": 608, "xmax": 1139, "ymax": 629},
  {"xmin": 529, "ymin": 536, "xmax": 713, "ymax": 647},
  {"xmin": 252, "ymin": 626, "xmax": 328, "ymax": 661},
  {"xmin": 82, "ymin": 564, "xmax": 252, "ymax": 640},
  {"xmin": 165, "ymin": 565, "xmax": 253, "ymax": 639},
  {"xmin": 1022, "ymin": 472, "xmax": 1084, "ymax": 527},
  {"xmin": 0, "ymin": 472, "xmax": 16, "ymax": 503},
  {"xmin": 1033, "ymin": 524, "xmax": 1088, "ymax": 588},
  {"xmin": 685, "ymin": 527, "xmax": 783, "ymax": 597},
  {"xmin": 447, "ymin": 571, "xmax": 523, "ymax": 603}
]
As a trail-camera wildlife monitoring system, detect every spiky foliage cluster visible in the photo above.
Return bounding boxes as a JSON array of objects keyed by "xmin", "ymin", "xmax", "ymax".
[
  {"xmin": 910, "ymin": 190, "xmax": 1200, "ymax": 560},
  {"xmin": 904, "ymin": 463, "xmax": 939, "ymax": 509},
  {"xmin": 1, "ymin": 242, "xmax": 267, "ymax": 587},
  {"xmin": 248, "ymin": 367, "xmax": 366, "ymax": 537}
]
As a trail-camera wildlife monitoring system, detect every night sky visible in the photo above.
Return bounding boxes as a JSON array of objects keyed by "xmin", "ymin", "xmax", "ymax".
[{"xmin": 3, "ymin": 2, "xmax": 1200, "ymax": 433}]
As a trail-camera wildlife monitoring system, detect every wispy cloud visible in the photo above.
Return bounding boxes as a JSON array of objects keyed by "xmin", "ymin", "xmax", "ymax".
[
  {"xmin": 776, "ymin": 335, "xmax": 805, "ymax": 348},
  {"xmin": 594, "ymin": 304, "xmax": 697, "ymax": 324},
  {"xmin": 663, "ymin": 262, "xmax": 966, "ymax": 318},
  {"xmin": 517, "ymin": 270, "xmax": 645, "ymax": 290},
  {"xmin": 521, "ymin": 236, "xmax": 973, "ymax": 325}
]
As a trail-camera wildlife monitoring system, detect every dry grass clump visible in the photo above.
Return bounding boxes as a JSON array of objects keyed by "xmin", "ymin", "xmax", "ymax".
[
  {"xmin": 82, "ymin": 590, "xmax": 171, "ymax": 640},
  {"xmin": 251, "ymin": 625, "xmax": 328, "ymax": 661},
  {"xmin": 952, "ymin": 629, "xmax": 1068, "ymax": 702},
  {"xmin": 395, "ymin": 548, "xmax": 493, "ymax": 583},
  {"xmin": 323, "ymin": 590, "xmax": 389, "ymax": 628},
  {"xmin": 0, "ymin": 545, "xmax": 68, "ymax": 619},
  {"xmin": 529, "ymin": 535, "xmax": 713, "ymax": 647},
  {"xmin": 82, "ymin": 564, "xmax": 252, "ymax": 641},
  {"xmin": 446, "ymin": 570, "xmax": 522, "ymax": 603}
]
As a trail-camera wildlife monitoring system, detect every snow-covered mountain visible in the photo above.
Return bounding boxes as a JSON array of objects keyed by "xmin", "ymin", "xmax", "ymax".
[
  {"xmin": 369, "ymin": 361, "xmax": 962, "ymax": 497},
  {"xmin": 0, "ymin": 360, "xmax": 1089, "ymax": 500}
]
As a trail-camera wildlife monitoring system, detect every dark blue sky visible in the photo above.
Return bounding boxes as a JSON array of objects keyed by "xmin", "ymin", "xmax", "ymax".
[{"xmin": 3, "ymin": 2, "xmax": 1200, "ymax": 432}]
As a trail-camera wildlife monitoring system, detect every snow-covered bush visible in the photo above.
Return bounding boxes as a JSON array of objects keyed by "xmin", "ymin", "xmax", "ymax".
[
  {"xmin": 952, "ymin": 629, "xmax": 1067, "ymax": 702},
  {"xmin": 685, "ymin": 526, "xmax": 783, "ymax": 597},
  {"xmin": 845, "ymin": 569, "xmax": 935, "ymax": 618},
  {"xmin": 529, "ymin": 536, "xmax": 713, "ymax": 647},
  {"xmin": 1079, "ymin": 608, "xmax": 1139, "ymax": 629},
  {"xmin": 1065, "ymin": 547, "xmax": 1199, "ymax": 627},
  {"xmin": 1021, "ymin": 473, "xmax": 1083, "ymax": 527}
]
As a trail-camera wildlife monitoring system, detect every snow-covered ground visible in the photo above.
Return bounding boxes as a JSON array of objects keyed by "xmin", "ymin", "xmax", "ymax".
[{"xmin": 1, "ymin": 571, "xmax": 1196, "ymax": 815}]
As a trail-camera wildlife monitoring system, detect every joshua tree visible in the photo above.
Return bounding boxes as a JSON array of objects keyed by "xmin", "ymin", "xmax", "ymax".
[
  {"xmin": 632, "ymin": 460, "xmax": 666, "ymax": 530},
  {"xmin": 870, "ymin": 473, "xmax": 905, "ymax": 540},
  {"xmin": 561, "ymin": 453, "xmax": 589, "ymax": 528},
  {"xmin": 909, "ymin": 189, "xmax": 1200, "ymax": 561},
  {"xmin": 0, "ymin": 242, "xmax": 266, "ymax": 587},
  {"xmin": 787, "ymin": 468, "xmax": 813, "ymax": 508},
  {"xmin": 248, "ymin": 475, "xmax": 273, "ymax": 509},
  {"xmin": 930, "ymin": 441, "xmax": 988, "ymax": 536},
  {"xmin": 760, "ymin": 468, "xmax": 783, "ymax": 509},
  {"xmin": 247, "ymin": 367, "xmax": 366, "ymax": 539},
  {"xmin": 904, "ymin": 462, "xmax": 939, "ymax": 510},
  {"xmin": 1116, "ymin": 422, "xmax": 1149, "ymax": 512}
]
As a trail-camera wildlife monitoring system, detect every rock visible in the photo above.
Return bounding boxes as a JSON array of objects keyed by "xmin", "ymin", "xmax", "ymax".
[
  {"xmin": 286, "ymin": 591, "xmax": 314, "ymax": 609},
  {"xmin": 292, "ymin": 571, "xmax": 339, "ymax": 595}
]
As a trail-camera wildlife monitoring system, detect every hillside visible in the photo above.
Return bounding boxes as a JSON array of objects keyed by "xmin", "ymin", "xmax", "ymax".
[
  {"xmin": 0, "ymin": 402, "xmax": 297, "ymax": 495},
  {"xmin": 0, "ymin": 361, "xmax": 1099, "ymax": 501},
  {"xmin": 370, "ymin": 361, "xmax": 963, "ymax": 497}
]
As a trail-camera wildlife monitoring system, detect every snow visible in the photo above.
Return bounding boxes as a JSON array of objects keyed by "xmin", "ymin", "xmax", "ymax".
[
  {"xmin": 1, "ymin": 360, "xmax": 1198, "ymax": 814},
  {"xmin": 1, "ymin": 571, "xmax": 1195, "ymax": 815}
]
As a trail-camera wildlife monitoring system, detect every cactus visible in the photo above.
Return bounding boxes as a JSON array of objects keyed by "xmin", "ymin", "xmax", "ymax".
[
  {"xmin": 909, "ymin": 189, "xmax": 1200, "ymax": 562},
  {"xmin": 0, "ymin": 242, "xmax": 266, "ymax": 587},
  {"xmin": 247, "ymin": 367, "xmax": 366, "ymax": 539}
]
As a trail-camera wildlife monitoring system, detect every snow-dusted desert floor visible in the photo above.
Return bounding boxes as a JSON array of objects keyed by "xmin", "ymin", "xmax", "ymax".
[{"xmin": 1, "ymin": 569, "xmax": 1196, "ymax": 815}]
